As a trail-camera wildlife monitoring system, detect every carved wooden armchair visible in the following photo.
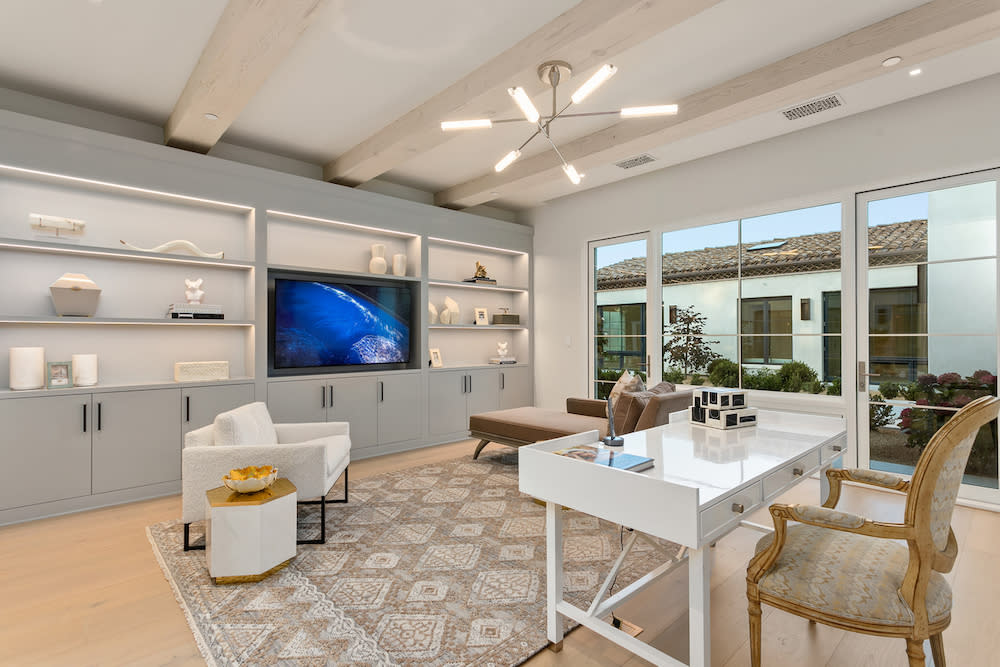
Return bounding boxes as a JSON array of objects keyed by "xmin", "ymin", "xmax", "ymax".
[{"xmin": 746, "ymin": 395, "xmax": 999, "ymax": 667}]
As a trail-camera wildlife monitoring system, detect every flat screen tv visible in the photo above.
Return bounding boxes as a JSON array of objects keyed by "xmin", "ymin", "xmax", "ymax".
[{"xmin": 268, "ymin": 270, "xmax": 417, "ymax": 376}]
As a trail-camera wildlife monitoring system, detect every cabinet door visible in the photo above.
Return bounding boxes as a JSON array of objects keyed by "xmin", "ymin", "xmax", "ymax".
[
  {"xmin": 467, "ymin": 369, "xmax": 500, "ymax": 417},
  {"xmin": 92, "ymin": 388, "xmax": 181, "ymax": 494},
  {"xmin": 266, "ymin": 379, "xmax": 328, "ymax": 424},
  {"xmin": 377, "ymin": 374, "xmax": 422, "ymax": 444},
  {"xmin": 427, "ymin": 371, "xmax": 469, "ymax": 436},
  {"xmin": 499, "ymin": 366, "xmax": 532, "ymax": 410},
  {"xmin": 328, "ymin": 377, "xmax": 378, "ymax": 449},
  {"xmin": 182, "ymin": 384, "xmax": 254, "ymax": 433},
  {"xmin": 0, "ymin": 394, "xmax": 92, "ymax": 510}
]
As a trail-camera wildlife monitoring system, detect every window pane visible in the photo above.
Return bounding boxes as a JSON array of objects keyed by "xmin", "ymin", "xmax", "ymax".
[
  {"xmin": 741, "ymin": 335, "xmax": 793, "ymax": 365},
  {"xmin": 595, "ymin": 240, "xmax": 646, "ymax": 290},
  {"xmin": 596, "ymin": 304, "xmax": 645, "ymax": 336},
  {"xmin": 594, "ymin": 239, "xmax": 647, "ymax": 397},
  {"xmin": 741, "ymin": 336, "xmax": 826, "ymax": 394}
]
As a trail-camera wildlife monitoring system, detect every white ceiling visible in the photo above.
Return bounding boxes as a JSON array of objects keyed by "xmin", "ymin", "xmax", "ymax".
[{"xmin": 0, "ymin": 0, "xmax": 997, "ymax": 211}]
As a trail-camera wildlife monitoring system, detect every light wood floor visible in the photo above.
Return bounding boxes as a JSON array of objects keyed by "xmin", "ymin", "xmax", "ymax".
[{"xmin": 2, "ymin": 439, "xmax": 999, "ymax": 667}]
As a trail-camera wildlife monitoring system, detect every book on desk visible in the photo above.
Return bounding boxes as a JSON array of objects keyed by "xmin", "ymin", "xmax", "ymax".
[{"xmin": 552, "ymin": 444, "xmax": 654, "ymax": 472}]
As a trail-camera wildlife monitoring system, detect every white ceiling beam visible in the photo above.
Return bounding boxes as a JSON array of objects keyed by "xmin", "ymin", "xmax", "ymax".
[
  {"xmin": 323, "ymin": 0, "xmax": 723, "ymax": 186},
  {"xmin": 164, "ymin": 0, "xmax": 328, "ymax": 153},
  {"xmin": 435, "ymin": 0, "xmax": 1000, "ymax": 208}
]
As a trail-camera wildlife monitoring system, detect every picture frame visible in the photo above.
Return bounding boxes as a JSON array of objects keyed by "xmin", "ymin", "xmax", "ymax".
[
  {"xmin": 429, "ymin": 348, "xmax": 443, "ymax": 368},
  {"xmin": 474, "ymin": 307, "xmax": 489, "ymax": 326},
  {"xmin": 47, "ymin": 360, "xmax": 73, "ymax": 389}
]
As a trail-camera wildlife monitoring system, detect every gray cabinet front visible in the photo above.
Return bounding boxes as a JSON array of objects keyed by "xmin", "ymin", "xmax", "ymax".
[
  {"xmin": 183, "ymin": 383, "xmax": 254, "ymax": 433},
  {"xmin": 427, "ymin": 371, "xmax": 468, "ymax": 436},
  {"xmin": 328, "ymin": 377, "xmax": 378, "ymax": 448},
  {"xmin": 92, "ymin": 388, "xmax": 181, "ymax": 494},
  {"xmin": 377, "ymin": 374, "xmax": 422, "ymax": 444},
  {"xmin": 0, "ymin": 394, "xmax": 92, "ymax": 510},
  {"xmin": 467, "ymin": 369, "xmax": 500, "ymax": 416},
  {"xmin": 266, "ymin": 379, "xmax": 327, "ymax": 424},
  {"xmin": 499, "ymin": 366, "xmax": 532, "ymax": 410}
]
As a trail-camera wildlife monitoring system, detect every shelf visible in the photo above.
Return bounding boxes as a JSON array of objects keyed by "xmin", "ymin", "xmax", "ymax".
[
  {"xmin": 269, "ymin": 264, "xmax": 421, "ymax": 282},
  {"xmin": 429, "ymin": 324, "xmax": 527, "ymax": 330},
  {"xmin": 0, "ymin": 237, "xmax": 254, "ymax": 269},
  {"xmin": 428, "ymin": 236, "xmax": 527, "ymax": 256},
  {"xmin": 267, "ymin": 210, "xmax": 419, "ymax": 239},
  {"xmin": 428, "ymin": 279, "xmax": 527, "ymax": 293},
  {"xmin": 0, "ymin": 376, "xmax": 255, "ymax": 399},
  {"xmin": 0, "ymin": 316, "xmax": 254, "ymax": 326},
  {"xmin": 430, "ymin": 363, "xmax": 527, "ymax": 371}
]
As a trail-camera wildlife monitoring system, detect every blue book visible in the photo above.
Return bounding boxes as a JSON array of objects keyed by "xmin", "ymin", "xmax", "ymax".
[{"xmin": 552, "ymin": 444, "xmax": 654, "ymax": 472}]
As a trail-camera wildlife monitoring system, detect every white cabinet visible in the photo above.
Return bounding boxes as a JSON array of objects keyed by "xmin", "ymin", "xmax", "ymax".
[
  {"xmin": 428, "ymin": 368, "xmax": 502, "ymax": 436},
  {"xmin": 499, "ymin": 366, "xmax": 532, "ymax": 409}
]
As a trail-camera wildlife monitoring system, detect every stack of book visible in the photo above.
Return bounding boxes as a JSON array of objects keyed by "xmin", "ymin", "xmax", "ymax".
[
  {"xmin": 488, "ymin": 356, "xmax": 517, "ymax": 364},
  {"xmin": 552, "ymin": 444, "xmax": 654, "ymax": 472},
  {"xmin": 167, "ymin": 303, "xmax": 225, "ymax": 319},
  {"xmin": 462, "ymin": 276, "xmax": 497, "ymax": 285}
]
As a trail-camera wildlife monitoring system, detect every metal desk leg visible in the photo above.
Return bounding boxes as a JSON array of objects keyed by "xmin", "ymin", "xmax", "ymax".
[
  {"xmin": 546, "ymin": 501, "xmax": 565, "ymax": 651},
  {"xmin": 688, "ymin": 545, "xmax": 711, "ymax": 667}
]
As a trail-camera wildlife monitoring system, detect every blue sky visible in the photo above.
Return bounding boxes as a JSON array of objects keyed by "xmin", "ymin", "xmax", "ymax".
[{"xmin": 594, "ymin": 194, "xmax": 929, "ymax": 269}]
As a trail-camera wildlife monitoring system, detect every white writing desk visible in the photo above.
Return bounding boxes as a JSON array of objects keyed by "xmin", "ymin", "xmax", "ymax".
[{"xmin": 518, "ymin": 410, "xmax": 846, "ymax": 667}]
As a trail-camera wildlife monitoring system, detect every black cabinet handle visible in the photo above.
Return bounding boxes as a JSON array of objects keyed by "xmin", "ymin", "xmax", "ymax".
[
  {"xmin": 329, "ymin": 385, "xmax": 334, "ymax": 407},
  {"xmin": 185, "ymin": 395, "xmax": 191, "ymax": 422},
  {"xmin": 97, "ymin": 402, "xmax": 103, "ymax": 431},
  {"xmin": 321, "ymin": 385, "xmax": 326, "ymax": 408},
  {"xmin": 501, "ymin": 372, "xmax": 505, "ymax": 390},
  {"xmin": 82, "ymin": 404, "xmax": 87, "ymax": 433},
  {"xmin": 461, "ymin": 375, "xmax": 467, "ymax": 394},
  {"xmin": 378, "ymin": 381, "xmax": 384, "ymax": 402}
]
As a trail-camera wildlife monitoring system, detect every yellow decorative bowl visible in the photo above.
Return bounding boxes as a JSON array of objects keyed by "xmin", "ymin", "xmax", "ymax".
[{"xmin": 223, "ymin": 468, "xmax": 278, "ymax": 493}]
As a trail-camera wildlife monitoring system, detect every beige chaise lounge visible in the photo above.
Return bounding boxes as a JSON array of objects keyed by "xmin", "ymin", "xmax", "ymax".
[{"xmin": 469, "ymin": 385, "xmax": 694, "ymax": 459}]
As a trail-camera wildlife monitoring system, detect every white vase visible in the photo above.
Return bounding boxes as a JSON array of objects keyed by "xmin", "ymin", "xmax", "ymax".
[
  {"xmin": 392, "ymin": 253, "xmax": 407, "ymax": 276},
  {"xmin": 9, "ymin": 347, "xmax": 45, "ymax": 390},
  {"xmin": 369, "ymin": 244, "xmax": 387, "ymax": 274},
  {"xmin": 72, "ymin": 353, "xmax": 98, "ymax": 386}
]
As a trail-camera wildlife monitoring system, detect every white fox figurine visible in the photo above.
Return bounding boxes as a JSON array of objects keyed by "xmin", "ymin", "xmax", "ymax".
[{"xmin": 185, "ymin": 278, "xmax": 205, "ymax": 304}]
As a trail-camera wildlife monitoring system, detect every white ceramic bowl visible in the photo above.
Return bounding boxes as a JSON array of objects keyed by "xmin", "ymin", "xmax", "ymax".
[{"xmin": 222, "ymin": 469, "xmax": 278, "ymax": 493}]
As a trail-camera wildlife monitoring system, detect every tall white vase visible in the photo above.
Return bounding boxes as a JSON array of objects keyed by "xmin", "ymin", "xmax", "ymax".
[
  {"xmin": 72, "ymin": 353, "xmax": 99, "ymax": 386},
  {"xmin": 9, "ymin": 346, "xmax": 45, "ymax": 390},
  {"xmin": 369, "ymin": 243, "xmax": 388, "ymax": 274},
  {"xmin": 392, "ymin": 253, "xmax": 407, "ymax": 277}
]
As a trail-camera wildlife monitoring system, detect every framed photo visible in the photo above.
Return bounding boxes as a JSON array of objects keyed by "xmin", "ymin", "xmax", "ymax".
[
  {"xmin": 47, "ymin": 361, "xmax": 73, "ymax": 389},
  {"xmin": 474, "ymin": 307, "xmax": 489, "ymax": 326},
  {"xmin": 429, "ymin": 348, "xmax": 443, "ymax": 368}
]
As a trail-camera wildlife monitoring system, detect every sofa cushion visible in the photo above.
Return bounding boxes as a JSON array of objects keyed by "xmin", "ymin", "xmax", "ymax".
[
  {"xmin": 470, "ymin": 407, "xmax": 608, "ymax": 443},
  {"xmin": 647, "ymin": 381, "xmax": 676, "ymax": 395},
  {"xmin": 614, "ymin": 390, "xmax": 656, "ymax": 434},
  {"xmin": 213, "ymin": 402, "xmax": 278, "ymax": 447},
  {"xmin": 608, "ymin": 371, "xmax": 645, "ymax": 410}
]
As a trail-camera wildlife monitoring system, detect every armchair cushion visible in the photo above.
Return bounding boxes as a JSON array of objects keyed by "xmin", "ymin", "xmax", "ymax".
[
  {"xmin": 754, "ymin": 524, "xmax": 951, "ymax": 627},
  {"xmin": 608, "ymin": 371, "xmax": 644, "ymax": 409},
  {"xmin": 213, "ymin": 401, "xmax": 277, "ymax": 447}
]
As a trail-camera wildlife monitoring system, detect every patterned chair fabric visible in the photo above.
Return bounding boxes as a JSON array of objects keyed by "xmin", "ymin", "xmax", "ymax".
[
  {"xmin": 754, "ymin": 524, "xmax": 951, "ymax": 627},
  {"xmin": 928, "ymin": 430, "xmax": 978, "ymax": 551}
]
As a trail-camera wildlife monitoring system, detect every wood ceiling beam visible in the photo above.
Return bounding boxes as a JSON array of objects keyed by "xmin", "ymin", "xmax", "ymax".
[
  {"xmin": 164, "ymin": 0, "xmax": 328, "ymax": 153},
  {"xmin": 435, "ymin": 0, "xmax": 1000, "ymax": 208},
  {"xmin": 322, "ymin": 0, "xmax": 723, "ymax": 186}
]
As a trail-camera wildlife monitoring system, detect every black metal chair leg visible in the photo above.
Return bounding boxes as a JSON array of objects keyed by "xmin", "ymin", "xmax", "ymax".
[
  {"xmin": 297, "ymin": 466, "xmax": 348, "ymax": 545},
  {"xmin": 183, "ymin": 522, "xmax": 205, "ymax": 551}
]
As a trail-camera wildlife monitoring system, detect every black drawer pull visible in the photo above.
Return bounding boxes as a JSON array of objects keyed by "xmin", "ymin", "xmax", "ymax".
[{"xmin": 792, "ymin": 467, "xmax": 804, "ymax": 477}]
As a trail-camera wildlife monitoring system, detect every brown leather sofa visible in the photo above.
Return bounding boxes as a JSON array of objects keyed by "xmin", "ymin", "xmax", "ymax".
[{"xmin": 469, "ymin": 385, "xmax": 694, "ymax": 459}]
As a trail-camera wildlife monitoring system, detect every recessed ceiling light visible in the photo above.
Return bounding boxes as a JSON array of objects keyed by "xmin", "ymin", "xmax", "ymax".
[
  {"xmin": 909, "ymin": 68, "xmax": 922, "ymax": 76},
  {"xmin": 881, "ymin": 56, "xmax": 902, "ymax": 68},
  {"xmin": 203, "ymin": 113, "xmax": 219, "ymax": 121}
]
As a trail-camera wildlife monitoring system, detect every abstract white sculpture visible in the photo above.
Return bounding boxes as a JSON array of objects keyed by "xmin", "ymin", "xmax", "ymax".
[
  {"xmin": 120, "ymin": 239, "xmax": 224, "ymax": 259},
  {"xmin": 497, "ymin": 341, "xmax": 509, "ymax": 357},
  {"xmin": 185, "ymin": 278, "xmax": 205, "ymax": 304},
  {"xmin": 427, "ymin": 302, "xmax": 439, "ymax": 324},
  {"xmin": 441, "ymin": 297, "xmax": 460, "ymax": 325}
]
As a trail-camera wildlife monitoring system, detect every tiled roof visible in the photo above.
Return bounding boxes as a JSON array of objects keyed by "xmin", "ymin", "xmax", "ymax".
[{"xmin": 596, "ymin": 219, "xmax": 927, "ymax": 290}]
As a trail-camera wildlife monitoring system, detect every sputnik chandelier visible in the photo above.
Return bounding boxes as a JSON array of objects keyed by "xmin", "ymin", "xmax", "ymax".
[{"xmin": 441, "ymin": 60, "xmax": 678, "ymax": 185}]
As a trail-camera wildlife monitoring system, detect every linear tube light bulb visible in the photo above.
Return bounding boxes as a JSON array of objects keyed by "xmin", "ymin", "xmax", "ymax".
[
  {"xmin": 562, "ymin": 164, "xmax": 582, "ymax": 185},
  {"xmin": 508, "ymin": 87, "xmax": 540, "ymax": 124},
  {"xmin": 440, "ymin": 118, "xmax": 493, "ymax": 130},
  {"xmin": 495, "ymin": 150, "xmax": 521, "ymax": 172},
  {"xmin": 620, "ymin": 104, "xmax": 678, "ymax": 117},
  {"xmin": 571, "ymin": 64, "xmax": 617, "ymax": 104}
]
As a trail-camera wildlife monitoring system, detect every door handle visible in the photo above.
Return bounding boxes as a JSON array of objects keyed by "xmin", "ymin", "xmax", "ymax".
[
  {"xmin": 185, "ymin": 395, "xmax": 191, "ymax": 422},
  {"xmin": 858, "ymin": 361, "xmax": 880, "ymax": 392},
  {"xmin": 82, "ymin": 404, "xmax": 87, "ymax": 433},
  {"xmin": 321, "ymin": 385, "xmax": 326, "ymax": 408},
  {"xmin": 97, "ymin": 402, "xmax": 103, "ymax": 431}
]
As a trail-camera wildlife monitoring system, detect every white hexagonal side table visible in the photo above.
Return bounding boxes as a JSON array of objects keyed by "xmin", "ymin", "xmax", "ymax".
[{"xmin": 206, "ymin": 477, "xmax": 297, "ymax": 584}]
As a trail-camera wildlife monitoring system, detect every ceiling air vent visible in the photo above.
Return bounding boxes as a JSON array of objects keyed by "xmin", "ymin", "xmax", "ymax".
[
  {"xmin": 782, "ymin": 94, "xmax": 843, "ymax": 121},
  {"xmin": 615, "ymin": 154, "xmax": 656, "ymax": 170}
]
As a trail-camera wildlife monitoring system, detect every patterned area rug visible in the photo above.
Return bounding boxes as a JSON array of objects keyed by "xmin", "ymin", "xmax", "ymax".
[{"xmin": 148, "ymin": 450, "xmax": 683, "ymax": 666}]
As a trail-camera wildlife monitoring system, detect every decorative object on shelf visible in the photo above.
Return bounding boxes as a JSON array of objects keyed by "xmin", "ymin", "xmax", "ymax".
[
  {"xmin": 71, "ymin": 353, "xmax": 98, "ymax": 386},
  {"xmin": 368, "ymin": 243, "xmax": 388, "ymax": 274},
  {"xmin": 49, "ymin": 273, "xmax": 101, "ymax": 317},
  {"xmin": 429, "ymin": 348, "xmax": 443, "ymax": 368},
  {"xmin": 119, "ymin": 239, "xmax": 224, "ymax": 259},
  {"xmin": 174, "ymin": 360, "xmax": 230, "ymax": 382},
  {"xmin": 497, "ymin": 341, "xmax": 509, "ymax": 357},
  {"xmin": 392, "ymin": 253, "xmax": 407, "ymax": 277},
  {"xmin": 601, "ymin": 394, "xmax": 625, "ymax": 447},
  {"xmin": 474, "ymin": 307, "xmax": 489, "ymax": 325},
  {"xmin": 492, "ymin": 307, "xmax": 520, "ymax": 325},
  {"xmin": 46, "ymin": 360, "xmax": 73, "ymax": 389},
  {"xmin": 441, "ymin": 59, "xmax": 677, "ymax": 185},
  {"xmin": 689, "ymin": 388, "xmax": 757, "ymax": 429},
  {"xmin": 489, "ymin": 340, "xmax": 517, "ymax": 365},
  {"xmin": 184, "ymin": 278, "xmax": 205, "ymax": 304},
  {"xmin": 223, "ymin": 465, "xmax": 278, "ymax": 494},
  {"xmin": 9, "ymin": 346, "xmax": 45, "ymax": 390},
  {"xmin": 30, "ymin": 213, "xmax": 86, "ymax": 237},
  {"xmin": 427, "ymin": 302, "xmax": 439, "ymax": 325},
  {"xmin": 439, "ymin": 296, "xmax": 460, "ymax": 325},
  {"xmin": 167, "ymin": 303, "xmax": 224, "ymax": 319},
  {"xmin": 463, "ymin": 261, "xmax": 497, "ymax": 285}
]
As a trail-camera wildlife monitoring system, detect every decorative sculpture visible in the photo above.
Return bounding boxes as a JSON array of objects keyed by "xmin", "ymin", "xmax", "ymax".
[
  {"xmin": 497, "ymin": 341, "xmax": 509, "ymax": 357},
  {"xmin": 475, "ymin": 261, "xmax": 488, "ymax": 278},
  {"xmin": 185, "ymin": 278, "xmax": 205, "ymax": 304},
  {"xmin": 428, "ymin": 302, "xmax": 439, "ymax": 325},
  {"xmin": 120, "ymin": 239, "xmax": 224, "ymax": 259}
]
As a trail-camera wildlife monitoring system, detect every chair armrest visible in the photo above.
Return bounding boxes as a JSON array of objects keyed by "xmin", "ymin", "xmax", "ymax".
[
  {"xmin": 822, "ymin": 467, "xmax": 910, "ymax": 509},
  {"xmin": 275, "ymin": 421, "xmax": 349, "ymax": 442},
  {"xmin": 566, "ymin": 398, "xmax": 607, "ymax": 418}
]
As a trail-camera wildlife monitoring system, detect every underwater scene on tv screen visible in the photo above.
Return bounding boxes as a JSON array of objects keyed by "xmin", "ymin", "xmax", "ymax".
[{"xmin": 273, "ymin": 279, "xmax": 411, "ymax": 368}]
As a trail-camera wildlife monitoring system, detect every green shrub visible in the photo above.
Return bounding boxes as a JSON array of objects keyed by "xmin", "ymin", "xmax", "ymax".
[
  {"xmin": 742, "ymin": 368, "xmax": 783, "ymax": 391},
  {"xmin": 802, "ymin": 380, "xmax": 824, "ymax": 394},
  {"xmin": 663, "ymin": 367, "xmax": 685, "ymax": 383},
  {"xmin": 869, "ymin": 393, "xmax": 895, "ymax": 431},
  {"xmin": 777, "ymin": 361, "xmax": 818, "ymax": 393},
  {"xmin": 689, "ymin": 373, "xmax": 706, "ymax": 386},
  {"xmin": 707, "ymin": 358, "xmax": 739, "ymax": 388},
  {"xmin": 878, "ymin": 382, "xmax": 902, "ymax": 400}
]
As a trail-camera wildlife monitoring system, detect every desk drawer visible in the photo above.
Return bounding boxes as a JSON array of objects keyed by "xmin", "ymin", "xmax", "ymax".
[
  {"xmin": 762, "ymin": 452, "xmax": 818, "ymax": 500},
  {"xmin": 700, "ymin": 482, "xmax": 762, "ymax": 540},
  {"xmin": 821, "ymin": 438, "xmax": 846, "ymax": 464}
]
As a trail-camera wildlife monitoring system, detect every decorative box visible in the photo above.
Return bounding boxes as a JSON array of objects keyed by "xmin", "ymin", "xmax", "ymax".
[
  {"xmin": 699, "ymin": 388, "xmax": 748, "ymax": 410},
  {"xmin": 174, "ymin": 361, "xmax": 230, "ymax": 382},
  {"xmin": 49, "ymin": 273, "xmax": 101, "ymax": 317},
  {"xmin": 690, "ymin": 405, "xmax": 758, "ymax": 430},
  {"xmin": 491, "ymin": 313, "xmax": 520, "ymax": 325}
]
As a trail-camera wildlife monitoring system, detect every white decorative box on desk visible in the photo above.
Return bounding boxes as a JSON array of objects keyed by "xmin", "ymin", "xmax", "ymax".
[{"xmin": 690, "ymin": 388, "xmax": 757, "ymax": 429}]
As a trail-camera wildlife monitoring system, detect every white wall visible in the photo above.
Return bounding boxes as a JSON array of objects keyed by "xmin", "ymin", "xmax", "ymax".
[{"xmin": 527, "ymin": 74, "xmax": 1000, "ymax": 410}]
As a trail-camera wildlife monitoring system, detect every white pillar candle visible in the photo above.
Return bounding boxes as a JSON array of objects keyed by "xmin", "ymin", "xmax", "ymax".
[
  {"xmin": 392, "ymin": 253, "xmax": 407, "ymax": 276},
  {"xmin": 9, "ymin": 347, "xmax": 45, "ymax": 390},
  {"xmin": 72, "ymin": 354, "xmax": 98, "ymax": 386}
]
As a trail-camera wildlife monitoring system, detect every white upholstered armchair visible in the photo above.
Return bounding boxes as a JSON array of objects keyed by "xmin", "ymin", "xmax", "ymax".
[{"xmin": 181, "ymin": 402, "xmax": 350, "ymax": 549}]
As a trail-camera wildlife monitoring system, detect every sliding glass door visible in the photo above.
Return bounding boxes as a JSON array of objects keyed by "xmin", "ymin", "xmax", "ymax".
[{"xmin": 857, "ymin": 173, "xmax": 999, "ymax": 502}]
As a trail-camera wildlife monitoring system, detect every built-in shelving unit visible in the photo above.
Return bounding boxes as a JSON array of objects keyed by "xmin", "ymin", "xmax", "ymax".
[{"xmin": 0, "ymin": 237, "xmax": 255, "ymax": 269}]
